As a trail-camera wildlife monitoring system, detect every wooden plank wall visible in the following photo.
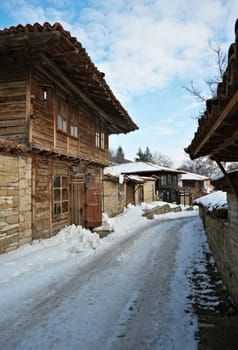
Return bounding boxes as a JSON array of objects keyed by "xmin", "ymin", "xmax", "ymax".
[
  {"xmin": 0, "ymin": 64, "xmax": 26, "ymax": 142},
  {"xmin": 31, "ymin": 68, "xmax": 109, "ymax": 165},
  {"xmin": 31, "ymin": 70, "xmax": 55, "ymax": 151},
  {"xmin": 32, "ymin": 154, "xmax": 71, "ymax": 239}
]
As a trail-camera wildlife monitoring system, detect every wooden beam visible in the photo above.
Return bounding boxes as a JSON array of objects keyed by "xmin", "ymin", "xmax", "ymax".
[
  {"xmin": 193, "ymin": 90, "xmax": 238, "ymax": 157},
  {"xmin": 210, "ymin": 129, "xmax": 238, "ymax": 157},
  {"xmin": 216, "ymin": 160, "xmax": 238, "ymax": 197},
  {"xmin": 38, "ymin": 53, "xmax": 112, "ymax": 124}
]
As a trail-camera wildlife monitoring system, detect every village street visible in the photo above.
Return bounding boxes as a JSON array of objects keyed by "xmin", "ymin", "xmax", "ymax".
[{"xmin": 0, "ymin": 208, "xmax": 205, "ymax": 350}]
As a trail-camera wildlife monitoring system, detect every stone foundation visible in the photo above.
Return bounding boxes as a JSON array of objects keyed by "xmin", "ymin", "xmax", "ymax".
[{"xmin": 0, "ymin": 154, "xmax": 32, "ymax": 254}]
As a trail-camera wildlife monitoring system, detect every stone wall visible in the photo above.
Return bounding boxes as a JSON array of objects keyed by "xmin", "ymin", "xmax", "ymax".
[
  {"xmin": 143, "ymin": 181, "xmax": 156, "ymax": 202},
  {"xmin": 0, "ymin": 154, "xmax": 32, "ymax": 254},
  {"xmin": 103, "ymin": 179, "xmax": 126, "ymax": 217},
  {"xmin": 227, "ymin": 193, "xmax": 238, "ymax": 303},
  {"xmin": 199, "ymin": 195, "xmax": 238, "ymax": 305},
  {"xmin": 18, "ymin": 156, "xmax": 32, "ymax": 246}
]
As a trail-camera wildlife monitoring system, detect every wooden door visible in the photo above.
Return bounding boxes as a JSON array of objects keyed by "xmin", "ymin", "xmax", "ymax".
[
  {"xmin": 71, "ymin": 175, "xmax": 85, "ymax": 226},
  {"xmin": 137, "ymin": 185, "xmax": 144, "ymax": 204},
  {"xmin": 126, "ymin": 183, "xmax": 135, "ymax": 205},
  {"xmin": 85, "ymin": 181, "xmax": 102, "ymax": 228}
]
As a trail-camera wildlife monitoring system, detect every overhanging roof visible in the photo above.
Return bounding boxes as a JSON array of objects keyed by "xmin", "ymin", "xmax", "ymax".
[
  {"xmin": 0, "ymin": 22, "xmax": 138, "ymax": 135},
  {"xmin": 185, "ymin": 19, "xmax": 238, "ymax": 162}
]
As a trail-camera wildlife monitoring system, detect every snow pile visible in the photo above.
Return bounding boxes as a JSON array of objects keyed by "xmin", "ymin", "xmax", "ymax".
[
  {"xmin": 0, "ymin": 203, "xmax": 196, "ymax": 290},
  {"xmin": 54, "ymin": 225, "xmax": 101, "ymax": 252},
  {"xmin": 0, "ymin": 226, "xmax": 101, "ymax": 292},
  {"xmin": 194, "ymin": 190, "xmax": 227, "ymax": 211},
  {"xmin": 141, "ymin": 201, "xmax": 190, "ymax": 211},
  {"xmin": 101, "ymin": 204, "xmax": 148, "ymax": 240}
]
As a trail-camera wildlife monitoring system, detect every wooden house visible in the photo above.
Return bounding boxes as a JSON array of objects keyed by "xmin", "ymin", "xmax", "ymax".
[
  {"xmin": 103, "ymin": 169, "xmax": 156, "ymax": 217},
  {"xmin": 185, "ymin": 19, "xmax": 238, "ymax": 304},
  {"xmin": 108, "ymin": 162, "xmax": 184, "ymax": 204},
  {"xmin": 103, "ymin": 162, "xmax": 184, "ymax": 217},
  {"xmin": 0, "ymin": 22, "xmax": 138, "ymax": 253},
  {"xmin": 178, "ymin": 171, "xmax": 211, "ymax": 205}
]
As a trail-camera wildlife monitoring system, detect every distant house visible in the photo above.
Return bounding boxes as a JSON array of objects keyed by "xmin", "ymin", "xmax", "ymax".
[
  {"xmin": 103, "ymin": 162, "xmax": 184, "ymax": 216},
  {"xmin": 185, "ymin": 19, "xmax": 238, "ymax": 304},
  {"xmin": 103, "ymin": 172, "xmax": 156, "ymax": 217},
  {"xmin": 178, "ymin": 172, "xmax": 212, "ymax": 205},
  {"xmin": 0, "ymin": 22, "xmax": 138, "ymax": 253}
]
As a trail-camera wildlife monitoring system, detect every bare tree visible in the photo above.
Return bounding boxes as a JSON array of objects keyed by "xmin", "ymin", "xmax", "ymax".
[
  {"xmin": 153, "ymin": 151, "xmax": 174, "ymax": 168},
  {"xmin": 182, "ymin": 45, "xmax": 227, "ymax": 175},
  {"xmin": 183, "ymin": 44, "xmax": 226, "ymax": 102},
  {"xmin": 179, "ymin": 155, "xmax": 220, "ymax": 177}
]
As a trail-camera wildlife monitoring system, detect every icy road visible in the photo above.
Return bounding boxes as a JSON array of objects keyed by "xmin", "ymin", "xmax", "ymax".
[{"xmin": 0, "ymin": 208, "xmax": 203, "ymax": 350}]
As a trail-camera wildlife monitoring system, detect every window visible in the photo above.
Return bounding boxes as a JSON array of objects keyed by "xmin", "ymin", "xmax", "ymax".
[
  {"xmin": 184, "ymin": 180, "xmax": 195, "ymax": 188},
  {"xmin": 161, "ymin": 175, "xmax": 167, "ymax": 186},
  {"xmin": 53, "ymin": 175, "xmax": 69, "ymax": 216},
  {"xmin": 57, "ymin": 115, "xmax": 67, "ymax": 132},
  {"xmin": 96, "ymin": 132, "xmax": 100, "ymax": 148},
  {"xmin": 100, "ymin": 132, "xmax": 105, "ymax": 149},
  {"xmin": 57, "ymin": 101, "xmax": 67, "ymax": 133},
  {"xmin": 96, "ymin": 132, "xmax": 105, "ymax": 149},
  {"xmin": 70, "ymin": 122, "xmax": 78, "ymax": 138},
  {"xmin": 118, "ymin": 183, "xmax": 124, "ymax": 200},
  {"xmin": 172, "ymin": 175, "xmax": 178, "ymax": 186}
]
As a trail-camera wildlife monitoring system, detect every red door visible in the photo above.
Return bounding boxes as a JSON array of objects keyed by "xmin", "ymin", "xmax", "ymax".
[{"xmin": 85, "ymin": 181, "xmax": 102, "ymax": 228}]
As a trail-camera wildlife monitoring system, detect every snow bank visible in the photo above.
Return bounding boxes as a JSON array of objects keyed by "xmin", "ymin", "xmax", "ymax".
[
  {"xmin": 141, "ymin": 201, "xmax": 192, "ymax": 211},
  {"xmin": 0, "ymin": 203, "xmax": 197, "ymax": 290}
]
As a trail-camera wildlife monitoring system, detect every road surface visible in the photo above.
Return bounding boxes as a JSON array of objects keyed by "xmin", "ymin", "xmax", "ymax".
[{"xmin": 0, "ymin": 216, "xmax": 199, "ymax": 350}]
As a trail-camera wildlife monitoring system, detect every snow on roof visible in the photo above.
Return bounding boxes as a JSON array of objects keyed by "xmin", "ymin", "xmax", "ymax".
[
  {"xmin": 193, "ymin": 191, "xmax": 227, "ymax": 211},
  {"xmin": 181, "ymin": 172, "xmax": 209, "ymax": 181},
  {"xmin": 104, "ymin": 162, "xmax": 182, "ymax": 177},
  {"xmin": 126, "ymin": 175, "xmax": 145, "ymax": 183}
]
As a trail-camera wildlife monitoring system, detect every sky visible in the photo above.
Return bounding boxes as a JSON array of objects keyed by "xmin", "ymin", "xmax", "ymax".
[{"xmin": 1, "ymin": 0, "xmax": 238, "ymax": 166}]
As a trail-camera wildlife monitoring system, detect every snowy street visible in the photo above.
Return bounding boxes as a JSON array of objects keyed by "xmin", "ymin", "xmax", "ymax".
[{"xmin": 0, "ymin": 206, "xmax": 204, "ymax": 350}]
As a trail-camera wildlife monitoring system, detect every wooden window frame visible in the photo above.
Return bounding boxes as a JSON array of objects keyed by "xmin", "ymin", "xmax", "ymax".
[
  {"xmin": 96, "ymin": 131, "xmax": 105, "ymax": 150},
  {"xmin": 57, "ymin": 100, "xmax": 67, "ymax": 133},
  {"xmin": 100, "ymin": 132, "xmax": 105, "ymax": 150},
  {"xmin": 70, "ymin": 121, "xmax": 78, "ymax": 138},
  {"xmin": 96, "ymin": 131, "xmax": 100, "ymax": 148},
  {"xmin": 160, "ymin": 175, "xmax": 167, "ymax": 186},
  {"xmin": 53, "ymin": 175, "xmax": 69, "ymax": 218},
  {"xmin": 57, "ymin": 114, "xmax": 67, "ymax": 133}
]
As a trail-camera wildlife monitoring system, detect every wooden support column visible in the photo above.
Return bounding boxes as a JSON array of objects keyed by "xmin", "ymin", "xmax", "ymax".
[{"xmin": 215, "ymin": 160, "xmax": 238, "ymax": 197}]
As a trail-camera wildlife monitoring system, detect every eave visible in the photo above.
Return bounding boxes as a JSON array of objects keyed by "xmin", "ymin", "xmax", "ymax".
[
  {"xmin": 185, "ymin": 22, "xmax": 238, "ymax": 162},
  {"xmin": 0, "ymin": 22, "xmax": 139, "ymax": 135}
]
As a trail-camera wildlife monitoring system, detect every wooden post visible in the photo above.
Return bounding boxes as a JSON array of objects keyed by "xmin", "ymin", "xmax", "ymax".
[{"xmin": 216, "ymin": 160, "xmax": 238, "ymax": 197}]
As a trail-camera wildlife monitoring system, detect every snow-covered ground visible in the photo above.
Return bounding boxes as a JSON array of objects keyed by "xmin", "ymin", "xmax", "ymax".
[{"xmin": 0, "ymin": 203, "xmax": 208, "ymax": 349}]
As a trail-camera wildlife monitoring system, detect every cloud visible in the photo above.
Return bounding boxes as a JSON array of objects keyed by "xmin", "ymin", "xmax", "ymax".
[
  {"xmin": 3, "ymin": 0, "xmax": 238, "ymax": 102},
  {"xmin": 2, "ymin": 0, "xmax": 238, "ymax": 167},
  {"xmin": 65, "ymin": 0, "xmax": 238, "ymax": 102}
]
